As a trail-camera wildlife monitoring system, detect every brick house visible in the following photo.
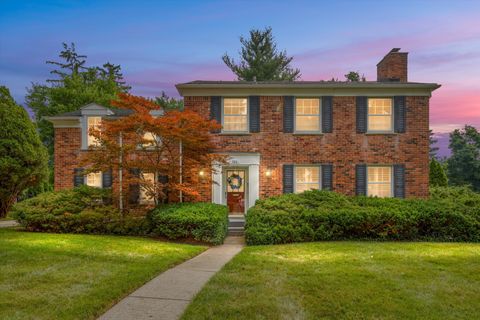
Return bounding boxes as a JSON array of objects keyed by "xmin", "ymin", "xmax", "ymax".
[{"xmin": 48, "ymin": 48, "xmax": 440, "ymax": 214}]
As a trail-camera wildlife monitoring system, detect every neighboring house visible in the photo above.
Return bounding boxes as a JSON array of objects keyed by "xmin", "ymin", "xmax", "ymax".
[{"xmin": 48, "ymin": 48, "xmax": 440, "ymax": 214}]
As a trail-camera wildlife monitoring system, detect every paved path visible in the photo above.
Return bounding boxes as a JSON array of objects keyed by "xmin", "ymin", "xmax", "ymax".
[
  {"xmin": 99, "ymin": 236, "xmax": 245, "ymax": 320},
  {"xmin": 0, "ymin": 220, "xmax": 19, "ymax": 228}
]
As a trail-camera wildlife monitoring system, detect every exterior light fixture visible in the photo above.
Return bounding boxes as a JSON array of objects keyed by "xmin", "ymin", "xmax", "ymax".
[
  {"xmin": 199, "ymin": 170, "xmax": 205, "ymax": 177},
  {"xmin": 265, "ymin": 169, "xmax": 272, "ymax": 177}
]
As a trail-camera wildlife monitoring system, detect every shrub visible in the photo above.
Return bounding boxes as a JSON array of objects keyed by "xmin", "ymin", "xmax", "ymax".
[
  {"xmin": 11, "ymin": 186, "xmax": 151, "ymax": 235},
  {"xmin": 430, "ymin": 158, "xmax": 448, "ymax": 187},
  {"xmin": 148, "ymin": 203, "xmax": 228, "ymax": 245},
  {"xmin": 245, "ymin": 188, "xmax": 480, "ymax": 245}
]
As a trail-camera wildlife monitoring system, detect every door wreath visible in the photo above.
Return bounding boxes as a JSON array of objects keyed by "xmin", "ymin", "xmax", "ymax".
[{"xmin": 227, "ymin": 173, "xmax": 243, "ymax": 190}]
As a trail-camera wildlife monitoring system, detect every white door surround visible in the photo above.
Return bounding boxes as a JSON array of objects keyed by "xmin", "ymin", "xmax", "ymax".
[{"xmin": 212, "ymin": 153, "xmax": 260, "ymax": 211}]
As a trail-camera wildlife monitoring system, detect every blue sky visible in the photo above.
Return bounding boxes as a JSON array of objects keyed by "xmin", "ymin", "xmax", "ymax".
[{"xmin": 1, "ymin": 0, "xmax": 480, "ymax": 151}]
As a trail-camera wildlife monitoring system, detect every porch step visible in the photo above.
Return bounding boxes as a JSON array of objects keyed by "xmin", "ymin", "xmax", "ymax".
[{"xmin": 228, "ymin": 216, "xmax": 245, "ymax": 236}]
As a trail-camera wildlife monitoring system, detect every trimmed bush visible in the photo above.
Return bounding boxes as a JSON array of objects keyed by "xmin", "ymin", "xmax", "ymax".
[
  {"xmin": 148, "ymin": 203, "xmax": 228, "ymax": 245},
  {"xmin": 245, "ymin": 187, "xmax": 480, "ymax": 245},
  {"xmin": 11, "ymin": 186, "xmax": 150, "ymax": 235}
]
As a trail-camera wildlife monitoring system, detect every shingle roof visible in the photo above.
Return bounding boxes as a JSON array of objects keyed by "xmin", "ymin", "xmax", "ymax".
[{"xmin": 53, "ymin": 108, "xmax": 133, "ymax": 118}]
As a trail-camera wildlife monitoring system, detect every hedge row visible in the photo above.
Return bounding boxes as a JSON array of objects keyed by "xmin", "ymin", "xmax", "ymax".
[
  {"xmin": 148, "ymin": 203, "xmax": 228, "ymax": 245},
  {"xmin": 12, "ymin": 186, "xmax": 229, "ymax": 244},
  {"xmin": 245, "ymin": 187, "xmax": 480, "ymax": 245}
]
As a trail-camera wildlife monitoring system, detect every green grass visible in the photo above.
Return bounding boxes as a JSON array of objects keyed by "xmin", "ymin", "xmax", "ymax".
[
  {"xmin": 183, "ymin": 242, "xmax": 480, "ymax": 320},
  {"xmin": 0, "ymin": 229, "xmax": 206, "ymax": 319}
]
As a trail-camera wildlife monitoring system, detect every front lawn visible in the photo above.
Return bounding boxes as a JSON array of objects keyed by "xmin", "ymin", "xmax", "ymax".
[
  {"xmin": 0, "ymin": 229, "xmax": 205, "ymax": 319},
  {"xmin": 182, "ymin": 242, "xmax": 480, "ymax": 319}
]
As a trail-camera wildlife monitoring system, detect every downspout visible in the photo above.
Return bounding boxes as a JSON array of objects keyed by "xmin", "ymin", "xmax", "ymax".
[
  {"xmin": 179, "ymin": 140, "xmax": 183, "ymax": 203},
  {"xmin": 118, "ymin": 132, "xmax": 124, "ymax": 212}
]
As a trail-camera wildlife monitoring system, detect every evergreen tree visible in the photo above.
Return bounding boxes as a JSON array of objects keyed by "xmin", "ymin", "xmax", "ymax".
[
  {"xmin": 429, "ymin": 129, "xmax": 439, "ymax": 159},
  {"xmin": 155, "ymin": 91, "xmax": 184, "ymax": 111},
  {"xmin": 0, "ymin": 86, "xmax": 48, "ymax": 216},
  {"xmin": 447, "ymin": 125, "xmax": 480, "ymax": 190},
  {"xmin": 429, "ymin": 158, "xmax": 448, "ymax": 187},
  {"xmin": 223, "ymin": 27, "xmax": 300, "ymax": 81}
]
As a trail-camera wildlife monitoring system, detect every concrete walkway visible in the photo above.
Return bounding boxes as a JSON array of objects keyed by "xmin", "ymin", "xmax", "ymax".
[
  {"xmin": 0, "ymin": 220, "xmax": 19, "ymax": 228},
  {"xmin": 99, "ymin": 236, "xmax": 245, "ymax": 320}
]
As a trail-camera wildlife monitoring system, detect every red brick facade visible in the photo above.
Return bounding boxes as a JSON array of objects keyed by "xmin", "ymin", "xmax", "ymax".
[
  {"xmin": 377, "ymin": 48, "xmax": 408, "ymax": 82},
  {"xmin": 184, "ymin": 95, "xmax": 429, "ymax": 200},
  {"xmin": 54, "ymin": 127, "xmax": 82, "ymax": 190}
]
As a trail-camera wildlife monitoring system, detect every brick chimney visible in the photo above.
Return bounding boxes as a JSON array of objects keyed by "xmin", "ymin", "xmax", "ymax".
[{"xmin": 377, "ymin": 48, "xmax": 408, "ymax": 82}]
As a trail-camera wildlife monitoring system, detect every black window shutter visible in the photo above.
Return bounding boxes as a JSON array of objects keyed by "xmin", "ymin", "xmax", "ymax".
[
  {"xmin": 158, "ymin": 174, "xmax": 169, "ymax": 204},
  {"xmin": 102, "ymin": 170, "xmax": 113, "ymax": 188},
  {"xmin": 283, "ymin": 165, "xmax": 294, "ymax": 193},
  {"xmin": 73, "ymin": 168, "xmax": 84, "ymax": 187},
  {"xmin": 129, "ymin": 168, "xmax": 140, "ymax": 204},
  {"xmin": 210, "ymin": 96, "xmax": 222, "ymax": 133},
  {"xmin": 321, "ymin": 96, "xmax": 333, "ymax": 133},
  {"xmin": 393, "ymin": 164, "xmax": 405, "ymax": 198},
  {"xmin": 356, "ymin": 164, "xmax": 367, "ymax": 196},
  {"xmin": 283, "ymin": 96, "xmax": 294, "ymax": 133},
  {"xmin": 249, "ymin": 96, "xmax": 260, "ymax": 133},
  {"xmin": 321, "ymin": 164, "xmax": 333, "ymax": 190},
  {"xmin": 394, "ymin": 96, "xmax": 406, "ymax": 133},
  {"xmin": 356, "ymin": 96, "xmax": 368, "ymax": 133}
]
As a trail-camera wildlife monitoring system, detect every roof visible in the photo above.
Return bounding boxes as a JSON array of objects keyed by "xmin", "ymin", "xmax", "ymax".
[
  {"xmin": 53, "ymin": 107, "xmax": 133, "ymax": 118},
  {"xmin": 175, "ymin": 80, "xmax": 441, "ymax": 97}
]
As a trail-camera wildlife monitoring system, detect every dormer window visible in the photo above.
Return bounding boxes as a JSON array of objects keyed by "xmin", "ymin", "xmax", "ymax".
[{"xmin": 87, "ymin": 116, "xmax": 102, "ymax": 147}]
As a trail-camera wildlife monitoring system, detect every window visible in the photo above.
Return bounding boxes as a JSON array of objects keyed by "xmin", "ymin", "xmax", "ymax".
[
  {"xmin": 223, "ymin": 98, "xmax": 248, "ymax": 132},
  {"xmin": 295, "ymin": 98, "xmax": 321, "ymax": 132},
  {"xmin": 86, "ymin": 172, "xmax": 102, "ymax": 188},
  {"xmin": 141, "ymin": 132, "xmax": 160, "ymax": 149},
  {"xmin": 295, "ymin": 166, "xmax": 320, "ymax": 193},
  {"xmin": 368, "ymin": 98, "xmax": 393, "ymax": 132},
  {"xmin": 140, "ymin": 172, "xmax": 155, "ymax": 204},
  {"xmin": 367, "ymin": 166, "xmax": 392, "ymax": 197},
  {"xmin": 87, "ymin": 116, "xmax": 102, "ymax": 146}
]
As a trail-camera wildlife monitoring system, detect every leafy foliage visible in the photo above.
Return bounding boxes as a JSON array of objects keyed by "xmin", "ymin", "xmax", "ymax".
[
  {"xmin": 429, "ymin": 158, "xmax": 448, "ymax": 187},
  {"xmin": 344, "ymin": 71, "xmax": 365, "ymax": 82},
  {"xmin": 0, "ymin": 86, "xmax": 49, "ymax": 217},
  {"xmin": 155, "ymin": 91, "xmax": 184, "ymax": 111},
  {"xmin": 148, "ymin": 203, "xmax": 228, "ymax": 244},
  {"xmin": 222, "ymin": 27, "xmax": 300, "ymax": 81},
  {"xmin": 245, "ymin": 188, "xmax": 480, "ymax": 245},
  {"xmin": 83, "ymin": 93, "xmax": 226, "ymax": 207},
  {"xmin": 11, "ymin": 186, "xmax": 150, "ymax": 235},
  {"xmin": 447, "ymin": 125, "xmax": 480, "ymax": 190},
  {"xmin": 26, "ymin": 42, "xmax": 130, "ymax": 157}
]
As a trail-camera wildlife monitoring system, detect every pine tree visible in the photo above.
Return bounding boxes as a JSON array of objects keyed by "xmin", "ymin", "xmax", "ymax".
[
  {"xmin": 223, "ymin": 27, "xmax": 300, "ymax": 81},
  {"xmin": 429, "ymin": 129, "xmax": 439, "ymax": 159},
  {"xmin": 429, "ymin": 158, "xmax": 448, "ymax": 187}
]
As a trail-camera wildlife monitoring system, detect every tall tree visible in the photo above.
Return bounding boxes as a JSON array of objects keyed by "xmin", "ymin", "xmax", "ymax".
[
  {"xmin": 447, "ymin": 125, "xmax": 480, "ymax": 190},
  {"xmin": 82, "ymin": 93, "xmax": 226, "ymax": 209},
  {"xmin": 223, "ymin": 27, "xmax": 301, "ymax": 81},
  {"xmin": 26, "ymin": 42, "xmax": 130, "ymax": 157},
  {"xmin": 429, "ymin": 158, "xmax": 448, "ymax": 187},
  {"xmin": 0, "ymin": 86, "xmax": 48, "ymax": 217},
  {"xmin": 155, "ymin": 91, "xmax": 184, "ymax": 111},
  {"xmin": 429, "ymin": 129, "xmax": 439, "ymax": 159}
]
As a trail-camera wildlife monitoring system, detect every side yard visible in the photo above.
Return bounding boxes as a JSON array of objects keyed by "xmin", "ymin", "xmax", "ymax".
[
  {"xmin": 0, "ymin": 229, "xmax": 205, "ymax": 320},
  {"xmin": 182, "ymin": 242, "xmax": 480, "ymax": 320}
]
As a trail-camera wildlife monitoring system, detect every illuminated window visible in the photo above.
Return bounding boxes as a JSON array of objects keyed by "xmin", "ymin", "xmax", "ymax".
[
  {"xmin": 140, "ymin": 172, "xmax": 155, "ymax": 204},
  {"xmin": 86, "ymin": 172, "xmax": 102, "ymax": 188},
  {"xmin": 295, "ymin": 98, "xmax": 321, "ymax": 132},
  {"xmin": 223, "ymin": 98, "xmax": 248, "ymax": 132},
  {"xmin": 295, "ymin": 166, "xmax": 320, "ymax": 193},
  {"xmin": 141, "ymin": 132, "xmax": 159, "ymax": 148},
  {"xmin": 87, "ymin": 116, "xmax": 102, "ymax": 146},
  {"xmin": 368, "ymin": 98, "xmax": 393, "ymax": 132},
  {"xmin": 367, "ymin": 166, "xmax": 392, "ymax": 197}
]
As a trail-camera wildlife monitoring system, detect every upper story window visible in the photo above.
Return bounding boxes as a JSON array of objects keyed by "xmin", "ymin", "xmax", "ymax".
[
  {"xmin": 86, "ymin": 171, "xmax": 102, "ymax": 188},
  {"xmin": 141, "ymin": 132, "xmax": 160, "ymax": 149},
  {"xmin": 87, "ymin": 116, "xmax": 102, "ymax": 146},
  {"xmin": 295, "ymin": 98, "xmax": 321, "ymax": 133},
  {"xmin": 367, "ymin": 166, "xmax": 392, "ymax": 197},
  {"xmin": 368, "ymin": 98, "xmax": 393, "ymax": 132},
  {"xmin": 295, "ymin": 166, "xmax": 321, "ymax": 193},
  {"xmin": 223, "ymin": 98, "xmax": 248, "ymax": 133}
]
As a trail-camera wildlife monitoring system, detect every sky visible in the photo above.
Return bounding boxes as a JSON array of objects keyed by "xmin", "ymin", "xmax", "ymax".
[{"xmin": 1, "ymin": 0, "xmax": 480, "ymax": 156}]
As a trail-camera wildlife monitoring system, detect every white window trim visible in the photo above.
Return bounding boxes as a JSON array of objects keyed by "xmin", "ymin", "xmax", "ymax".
[
  {"xmin": 294, "ymin": 97, "xmax": 322, "ymax": 134},
  {"xmin": 84, "ymin": 171, "xmax": 103, "ymax": 188},
  {"xmin": 221, "ymin": 97, "xmax": 249, "ymax": 134},
  {"xmin": 293, "ymin": 165, "xmax": 322, "ymax": 193},
  {"xmin": 366, "ymin": 165, "xmax": 394, "ymax": 198},
  {"xmin": 367, "ymin": 97, "xmax": 394, "ymax": 134}
]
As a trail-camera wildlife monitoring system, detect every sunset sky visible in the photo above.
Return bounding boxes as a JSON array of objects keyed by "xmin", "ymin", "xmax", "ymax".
[{"xmin": 1, "ymin": 0, "xmax": 479, "ymax": 156}]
